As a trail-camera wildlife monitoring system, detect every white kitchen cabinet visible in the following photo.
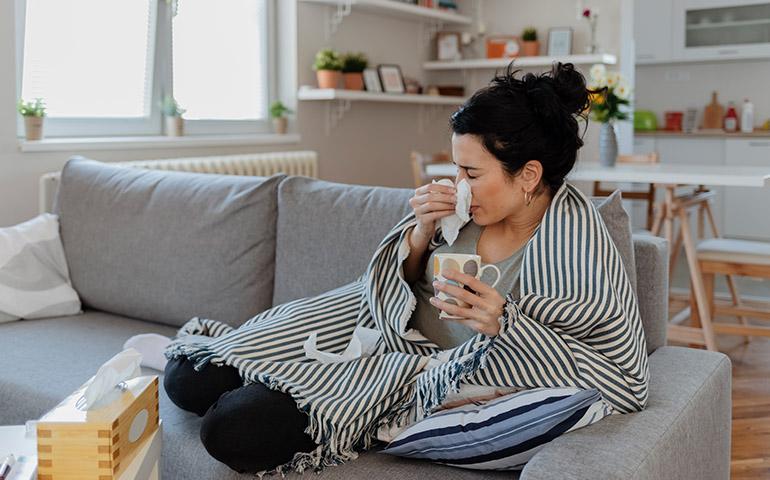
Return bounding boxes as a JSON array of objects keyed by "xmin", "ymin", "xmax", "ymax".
[
  {"xmin": 672, "ymin": 0, "xmax": 770, "ymax": 62},
  {"xmin": 723, "ymin": 139, "xmax": 770, "ymax": 239},
  {"xmin": 635, "ymin": 0, "xmax": 674, "ymax": 64}
]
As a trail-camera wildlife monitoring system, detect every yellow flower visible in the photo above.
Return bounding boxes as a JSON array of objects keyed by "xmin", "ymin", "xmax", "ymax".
[{"xmin": 589, "ymin": 92, "xmax": 605, "ymax": 105}]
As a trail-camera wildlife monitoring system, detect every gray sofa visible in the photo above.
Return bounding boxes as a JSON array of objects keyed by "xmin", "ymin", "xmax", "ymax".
[{"xmin": 0, "ymin": 158, "xmax": 732, "ymax": 480}]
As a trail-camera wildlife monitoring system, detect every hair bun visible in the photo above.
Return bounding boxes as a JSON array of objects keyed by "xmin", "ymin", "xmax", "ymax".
[{"xmin": 519, "ymin": 62, "xmax": 589, "ymax": 122}]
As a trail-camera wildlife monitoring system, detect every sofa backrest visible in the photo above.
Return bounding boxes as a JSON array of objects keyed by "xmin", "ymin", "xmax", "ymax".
[
  {"xmin": 272, "ymin": 176, "xmax": 413, "ymax": 305},
  {"xmin": 56, "ymin": 157, "xmax": 283, "ymax": 328}
]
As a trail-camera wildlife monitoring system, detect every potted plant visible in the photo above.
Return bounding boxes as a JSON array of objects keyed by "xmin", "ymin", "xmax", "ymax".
[
  {"xmin": 521, "ymin": 28, "xmax": 539, "ymax": 56},
  {"xmin": 269, "ymin": 101, "xmax": 293, "ymax": 134},
  {"xmin": 341, "ymin": 52, "xmax": 368, "ymax": 90},
  {"xmin": 588, "ymin": 64, "xmax": 631, "ymax": 167},
  {"xmin": 161, "ymin": 95, "xmax": 186, "ymax": 136},
  {"xmin": 313, "ymin": 48, "xmax": 342, "ymax": 89},
  {"xmin": 17, "ymin": 98, "xmax": 46, "ymax": 140}
]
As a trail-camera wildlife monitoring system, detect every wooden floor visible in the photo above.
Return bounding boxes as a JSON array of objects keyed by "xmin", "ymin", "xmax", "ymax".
[{"xmin": 723, "ymin": 335, "xmax": 770, "ymax": 479}]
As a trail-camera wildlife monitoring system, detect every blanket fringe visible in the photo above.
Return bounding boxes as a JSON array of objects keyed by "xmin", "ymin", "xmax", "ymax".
[{"xmin": 163, "ymin": 341, "xmax": 224, "ymax": 370}]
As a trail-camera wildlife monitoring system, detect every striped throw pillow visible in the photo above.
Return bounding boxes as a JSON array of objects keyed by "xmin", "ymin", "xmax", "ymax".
[
  {"xmin": 0, "ymin": 213, "xmax": 81, "ymax": 322},
  {"xmin": 381, "ymin": 387, "xmax": 610, "ymax": 470}
]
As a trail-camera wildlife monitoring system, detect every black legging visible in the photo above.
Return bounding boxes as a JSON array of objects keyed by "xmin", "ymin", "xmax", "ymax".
[{"xmin": 164, "ymin": 356, "xmax": 318, "ymax": 473}]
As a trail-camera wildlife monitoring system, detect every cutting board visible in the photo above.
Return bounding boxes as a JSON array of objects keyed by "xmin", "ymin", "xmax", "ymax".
[{"xmin": 702, "ymin": 91, "xmax": 724, "ymax": 129}]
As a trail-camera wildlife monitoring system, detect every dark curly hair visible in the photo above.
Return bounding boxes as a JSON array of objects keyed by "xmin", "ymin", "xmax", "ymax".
[{"xmin": 449, "ymin": 61, "xmax": 596, "ymax": 195}]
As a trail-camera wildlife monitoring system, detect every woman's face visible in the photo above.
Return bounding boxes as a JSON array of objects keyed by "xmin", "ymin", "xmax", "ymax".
[{"xmin": 451, "ymin": 133, "xmax": 528, "ymax": 226}]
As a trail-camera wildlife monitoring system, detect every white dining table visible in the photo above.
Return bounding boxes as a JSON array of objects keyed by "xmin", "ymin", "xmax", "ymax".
[
  {"xmin": 426, "ymin": 161, "xmax": 770, "ymax": 350},
  {"xmin": 426, "ymin": 162, "xmax": 770, "ymax": 187}
]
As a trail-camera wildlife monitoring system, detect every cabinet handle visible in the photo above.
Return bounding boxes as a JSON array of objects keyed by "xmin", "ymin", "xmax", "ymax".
[
  {"xmin": 748, "ymin": 141, "xmax": 770, "ymax": 147},
  {"xmin": 717, "ymin": 49, "xmax": 740, "ymax": 55}
]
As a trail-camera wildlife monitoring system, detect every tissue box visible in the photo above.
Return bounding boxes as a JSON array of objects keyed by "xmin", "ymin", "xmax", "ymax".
[{"xmin": 36, "ymin": 375, "xmax": 159, "ymax": 480}]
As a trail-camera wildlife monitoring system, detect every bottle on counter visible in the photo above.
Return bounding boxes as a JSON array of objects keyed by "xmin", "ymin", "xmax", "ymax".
[
  {"xmin": 741, "ymin": 98, "xmax": 754, "ymax": 134},
  {"xmin": 724, "ymin": 101, "xmax": 739, "ymax": 132}
]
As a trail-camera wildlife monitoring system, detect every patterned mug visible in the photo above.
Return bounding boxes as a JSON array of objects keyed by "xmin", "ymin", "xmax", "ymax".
[{"xmin": 433, "ymin": 253, "xmax": 501, "ymax": 319}]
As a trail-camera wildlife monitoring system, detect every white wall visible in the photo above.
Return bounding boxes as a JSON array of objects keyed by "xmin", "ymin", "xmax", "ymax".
[
  {"xmin": 636, "ymin": 60, "xmax": 770, "ymax": 127},
  {"xmin": 0, "ymin": 0, "xmax": 626, "ymax": 227}
]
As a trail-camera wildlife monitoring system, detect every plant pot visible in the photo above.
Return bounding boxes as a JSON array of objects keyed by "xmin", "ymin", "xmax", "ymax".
[
  {"xmin": 343, "ymin": 72, "xmax": 364, "ymax": 90},
  {"xmin": 316, "ymin": 70, "xmax": 341, "ymax": 89},
  {"xmin": 272, "ymin": 116, "xmax": 288, "ymax": 134},
  {"xmin": 599, "ymin": 122, "xmax": 618, "ymax": 167},
  {"xmin": 522, "ymin": 41, "xmax": 540, "ymax": 56},
  {"xmin": 24, "ymin": 116, "xmax": 44, "ymax": 141},
  {"xmin": 164, "ymin": 116, "xmax": 184, "ymax": 137}
]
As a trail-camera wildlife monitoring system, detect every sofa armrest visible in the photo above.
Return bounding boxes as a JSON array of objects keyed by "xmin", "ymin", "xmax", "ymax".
[
  {"xmin": 633, "ymin": 234, "xmax": 669, "ymax": 353},
  {"xmin": 521, "ymin": 346, "xmax": 731, "ymax": 480}
]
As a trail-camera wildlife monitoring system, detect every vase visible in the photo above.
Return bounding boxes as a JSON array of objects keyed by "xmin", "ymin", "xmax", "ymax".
[
  {"xmin": 316, "ymin": 70, "xmax": 341, "ymax": 89},
  {"xmin": 164, "ymin": 116, "xmax": 184, "ymax": 137},
  {"xmin": 599, "ymin": 122, "xmax": 618, "ymax": 167},
  {"xmin": 586, "ymin": 18, "xmax": 598, "ymax": 54},
  {"xmin": 343, "ymin": 72, "xmax": 364, "ymax": 90},
  {"xmin": 522, "ymin": 41, "xmax": 540, "ymax": 57},
  {"xmin": 24, "ymin": 116, "xmax": 44, "ymax": 140},
  {"xmin": 272, "ymin": 116, "xmax": 288, "ymax": 134}
]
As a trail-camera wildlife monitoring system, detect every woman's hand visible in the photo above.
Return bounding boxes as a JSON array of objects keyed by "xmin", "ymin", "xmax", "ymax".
[
  {"xmin": 408, "ymin": 182, "xmax": 457, "ymax": 244},
  {"xmin": 430, "ymin": 269, "xmax": 506, "ymax": 336}
]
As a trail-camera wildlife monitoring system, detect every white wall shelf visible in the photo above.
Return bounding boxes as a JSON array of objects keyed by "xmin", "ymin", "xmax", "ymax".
[
  {"xmin": 423, "ymin": 54, "xmax": 618, "ymax": 71},
  {"xmin": 299, "ymin": 0, "xmax": 472, "ymax": 26},
  {"xmin": 298, "ymin": 87, "xmax": 466, "ymax": 105},
  {"xmin": 298, "ymin": 87, "xmax": 464, "ymax": 135}
]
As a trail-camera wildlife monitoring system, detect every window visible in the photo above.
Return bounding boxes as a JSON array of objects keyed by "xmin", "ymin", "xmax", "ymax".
[{"xmin": 16, "ymin": 0, "xmax": 273, "ymax": 138}]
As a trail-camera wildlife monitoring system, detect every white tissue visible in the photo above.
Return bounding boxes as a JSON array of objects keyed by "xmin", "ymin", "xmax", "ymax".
[
  {"xmin": 434, "ymin": 178, "xmax": 472, "ymax": 246},
  {"xmin": 303, "ymin": 325, "xmax": 382, "ymax": 364},
  {"xmin": 77, "ymin": 348, "xmax": 143, "ymax": 410},
  {"xmin": 123, "ymin": 333, "xmax": 172, "ymax": 372}
]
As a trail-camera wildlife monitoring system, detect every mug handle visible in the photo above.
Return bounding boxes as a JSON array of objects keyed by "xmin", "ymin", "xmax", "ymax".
[{"xmin": 479, "ymin": 264, "xmax": 501, "ymax": 288}]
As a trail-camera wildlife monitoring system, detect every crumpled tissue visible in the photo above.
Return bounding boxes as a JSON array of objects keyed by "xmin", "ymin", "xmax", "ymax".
[
  {"xmin": 303, "ymin": 325, "xmax": 382, "ymax": 364},
  {"xmin": 434, "ymin": 178, "xmax": 472, "ymax": 246},
  {"xmin": 76, "ymin": 348, "xmax": 143, "ymax": 410}
]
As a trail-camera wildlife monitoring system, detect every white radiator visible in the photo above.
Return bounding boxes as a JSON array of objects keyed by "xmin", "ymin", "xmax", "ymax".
[{"xmin": 39, "ymin": 150, "xmax": 318, "ymax": 214}]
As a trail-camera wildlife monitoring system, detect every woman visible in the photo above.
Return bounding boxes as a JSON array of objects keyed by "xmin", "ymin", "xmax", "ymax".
[{"xmin": 164, "ymin": 62, "xmax": 649, "ymax": 475}]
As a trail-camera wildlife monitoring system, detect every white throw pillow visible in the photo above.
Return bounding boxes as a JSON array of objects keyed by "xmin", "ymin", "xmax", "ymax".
[{"xmin": 0, "ymin": 213, "xmax": 81, "ymax": 322}]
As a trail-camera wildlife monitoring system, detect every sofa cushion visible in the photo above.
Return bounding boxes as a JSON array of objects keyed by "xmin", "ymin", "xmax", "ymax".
[
  {"xmin": 56, "ymin": 157, "xmax": 283, "ymax": 328},
  {"xmin": 0, "ymin": 311, "xmax": 178, "ymax": 426},
  {"xmin": 273, "ymin": 177, "xmax": 413, "ymax": 304},
  {"xmin": 592, "ymin": 191, "xmax": 638, "ymax": 293},
  {"xmin": 0, "ymin": 213, "xmax": 81, "ymax": 322}
]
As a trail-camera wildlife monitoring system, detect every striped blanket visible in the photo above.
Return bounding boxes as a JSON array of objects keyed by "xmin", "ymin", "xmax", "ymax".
[{"xmin": 165, "ymin": 183, "xmax": 649, "ymax": 475}]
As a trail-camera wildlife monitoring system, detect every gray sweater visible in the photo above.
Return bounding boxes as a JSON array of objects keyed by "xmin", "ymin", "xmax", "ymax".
[{"xmin": 408, "ymin": 221, "xmax": 525, "ymax": 349}]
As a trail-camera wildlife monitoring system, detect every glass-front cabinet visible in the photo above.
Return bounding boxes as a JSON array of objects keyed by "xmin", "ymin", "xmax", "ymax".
[{"xmin": 672, "ymin": 0, "xmax": 770, "ymax": 61}]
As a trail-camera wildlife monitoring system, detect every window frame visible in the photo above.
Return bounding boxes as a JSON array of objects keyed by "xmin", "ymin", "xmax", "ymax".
[{"xmin": 14, "ymin": 0, "xmax": 275, "ymax": 138}]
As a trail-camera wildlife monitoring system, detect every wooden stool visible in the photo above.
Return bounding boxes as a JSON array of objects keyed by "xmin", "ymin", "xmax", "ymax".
[
  {"xmin": 411, "ymin": 151, "xmax": 453, "ymax": 188},
  {"xmin": 687, "ymin": 238, "xmax": 770, "ymax": 348}
]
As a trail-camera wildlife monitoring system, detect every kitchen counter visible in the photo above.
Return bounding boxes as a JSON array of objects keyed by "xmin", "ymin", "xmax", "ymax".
[{"xmin": 636, "ymin": 130, "xmax": 770, "ymax": 138}]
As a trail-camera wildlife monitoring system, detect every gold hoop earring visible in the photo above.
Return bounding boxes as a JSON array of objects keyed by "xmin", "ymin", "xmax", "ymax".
[{"xmin": 524, "ymin": 191, "xmax": 533, "ymax": 207}]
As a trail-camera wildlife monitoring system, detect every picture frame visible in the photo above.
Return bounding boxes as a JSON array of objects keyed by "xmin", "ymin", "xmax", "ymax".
[
  {"xmin": 547, "ymin": 27, "xmax": 573, "ymax": 56},
  {"xmin": 363, "ymin": 68, "xmax": 382, "ymax": 92},
  {"xmin": 377, "ymin": 64, "xmax": 405, "ymax": 94},
  {"xmin": 435, "ymin": 32, "xmax": 462, "ymax": 61}
]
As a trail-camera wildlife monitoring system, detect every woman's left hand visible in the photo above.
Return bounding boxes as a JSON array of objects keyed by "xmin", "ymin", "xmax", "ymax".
[{"xmin": 430, "ymin": 269, "xmax": 506, "ymax": 337}]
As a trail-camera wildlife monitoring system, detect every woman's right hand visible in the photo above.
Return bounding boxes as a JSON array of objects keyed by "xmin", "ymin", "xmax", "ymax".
[{"xmin": 408, "ymin": 182, "xmax": 457, "ymax": 243}]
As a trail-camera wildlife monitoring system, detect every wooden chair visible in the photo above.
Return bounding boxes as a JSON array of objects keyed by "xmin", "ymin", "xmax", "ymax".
[
  {"xmin": 684, "ymin": 238, "xmax": 770, "ymax": 349},
  {"xmin": 410, "ymin": 151, "xmax": 454, "ymax": 188},
  {"xmin": 592, "ymin": 152, "xmax": 660, "ymax": 231}
]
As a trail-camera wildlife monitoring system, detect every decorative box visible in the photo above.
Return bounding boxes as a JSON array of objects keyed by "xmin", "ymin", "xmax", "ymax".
[{"xmin": 36, "ymin": 375, "xmax": 159, "ymax": 480}]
